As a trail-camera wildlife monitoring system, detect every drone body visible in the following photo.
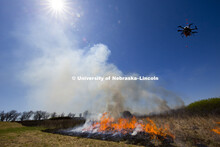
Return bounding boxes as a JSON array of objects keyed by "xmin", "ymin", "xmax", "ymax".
[{"xmin": 178, "ymin": 23, "xmax": 198, "ymax": 37}]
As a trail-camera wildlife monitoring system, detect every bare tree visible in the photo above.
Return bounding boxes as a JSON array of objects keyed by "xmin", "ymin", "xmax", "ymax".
[
  {"xmin": 50, "ymin": 112, "xmax": 57, "ymax": 118},
  {"xmin": 0, "ymin": 111, "xmax": 6, "ymax": 121},
  {"xmin": 33, "ymin": 111, "xmax": 50, "ymax": 120},
  {"xmin": 42, "ymin": 111, "xmax": 50, "ymax": 120},
  {"xmin": 5, "ymin": 110, "xmax": 15, "ymax": 121},
  {"xmin": 68, "ymin": 112, "xmax": 75, "ymax": 118},
  {"xmin": 20, "ymin": 111, "xmax": 33, "ymax": 121},
  {"xmin": 5, "ymin": 110, "xmax": 20, "ymax": 121},
  {"xmin": 11, "ymin": 112, "xmax": 21, "ymax": 121},
  {"xmin": 33, "ymin": 111, "xmax": 44, "ymax": 120},
  {"xmin": 60, "ymin": 113, "xmax": 65, "ymax": 117}
]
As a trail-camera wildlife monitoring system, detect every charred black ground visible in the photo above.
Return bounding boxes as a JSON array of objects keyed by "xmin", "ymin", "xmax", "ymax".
[{"xmin": 53, "ymin": 129, "xmax": 174, "ymax": 147}]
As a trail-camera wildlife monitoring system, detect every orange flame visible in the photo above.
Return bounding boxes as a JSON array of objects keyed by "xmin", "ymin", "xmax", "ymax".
[
  {"xmin": 83, "ymin": 113, "xmax": 174, "ymax": 139},
  {"xmin": 212, "ymin": 122, "xmax": 220, "ymax": 135}
]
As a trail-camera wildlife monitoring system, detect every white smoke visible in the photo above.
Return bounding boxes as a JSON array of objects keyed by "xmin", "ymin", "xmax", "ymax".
[{"xmin": 16, "ymin": 18, "xmax": 184, "ymax": 115}]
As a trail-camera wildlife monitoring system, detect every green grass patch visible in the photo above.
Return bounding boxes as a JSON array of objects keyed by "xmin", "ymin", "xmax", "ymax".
[
  {"xmin": 0, "ymin": 126, "xmax": 45, "ymax": 135},
  {"xmin": 186, "ymin": 97, "xmax": 220, "ymax": 113}
]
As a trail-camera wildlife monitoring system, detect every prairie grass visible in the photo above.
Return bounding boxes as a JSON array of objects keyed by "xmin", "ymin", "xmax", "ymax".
[
  {"xmin": 150, "ymin": 114, "xmax": 220, "ymax": 147},
  {"xmin": 0, "ymin": 122, "xmax": 137, "ymax": 147},
  {"xmin": 147, "ymin": 98, "xmax": 220, "ymax": 147}
]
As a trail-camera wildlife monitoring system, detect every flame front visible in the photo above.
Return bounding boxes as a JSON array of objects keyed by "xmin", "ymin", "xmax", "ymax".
[
  {"xmin": 82, "ymin": 113, "xmax": 174, "ymax": 139},
  {"xmin": 212, "ymin": 122, "xmax": 220, "ymax": 135}
]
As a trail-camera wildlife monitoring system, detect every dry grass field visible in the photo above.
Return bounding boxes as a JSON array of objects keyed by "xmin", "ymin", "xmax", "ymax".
[
  {"xmin": 150, "ymin": 115, "xmax": 220, "ymax": 147},
  {"xmin": 147, "ymin": 98, "xmax": 220, "ymax": 146}
]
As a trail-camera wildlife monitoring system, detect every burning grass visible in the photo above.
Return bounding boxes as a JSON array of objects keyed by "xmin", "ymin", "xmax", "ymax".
[
  {"xmin": 57, "ymin": 113, "xmax": 174, "ymax": 146},
  {"xmin": 212, "ymin": 122, "xmax": 220, "ymax": 135},
  {"xmin": 82, "ymin": 113, "xmax": 173, "ymax": 139}
]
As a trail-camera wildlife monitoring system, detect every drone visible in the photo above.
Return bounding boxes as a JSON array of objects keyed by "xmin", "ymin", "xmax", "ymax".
[{"xmin": 177, "ymin": 23, "xmax": 198, "ymax": 37}]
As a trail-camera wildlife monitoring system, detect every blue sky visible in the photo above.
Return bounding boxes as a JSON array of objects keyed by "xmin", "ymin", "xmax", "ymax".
[{"xmin": 0, "ymin": 0, "xmax": 220, "ymax": 112}]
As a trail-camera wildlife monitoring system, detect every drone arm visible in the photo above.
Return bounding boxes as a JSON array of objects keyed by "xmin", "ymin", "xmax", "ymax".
[
  {"xmin": 178, "ymin": 26, "xmax": 184, "ymax": 29},
  {"xmin": 189, "ymin": 23, "xmax": 193, "ymax": 27},
  {"xmin": 191, "ymin": 26, "xmax": 198, "ymax": 30}
]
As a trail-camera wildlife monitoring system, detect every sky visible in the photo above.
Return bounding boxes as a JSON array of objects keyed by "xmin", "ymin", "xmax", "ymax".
[{"xmin": 0, "ymin": 0, "xmax": 220, "ymax": 113}]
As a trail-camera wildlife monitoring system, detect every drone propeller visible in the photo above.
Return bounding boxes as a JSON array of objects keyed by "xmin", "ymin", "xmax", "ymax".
[
  {"xmin": 178, "ymin": 26, "xmax": 184, "ymax": 29},
  {"xmin": 194, "ymin": 26, "xmax": 198, "ymax": 30},
  {"xmin": 188, "ymin": 23, "xmax": 193, "ymax": 27}
]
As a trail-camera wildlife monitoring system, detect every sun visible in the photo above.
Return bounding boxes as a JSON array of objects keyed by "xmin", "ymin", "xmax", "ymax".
[
  {"xmin": 49, "ymin": 0, "xmax": 65, "ymax": 12},
  {"xmin": 44, "ymin": 0, "xmax": 70, "ymax": 18},
  {"xmin": 42, "ymin": 0, "xmax": 80, "ymax": 21}
]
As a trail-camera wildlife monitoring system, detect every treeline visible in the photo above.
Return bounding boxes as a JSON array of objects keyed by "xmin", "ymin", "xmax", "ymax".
[{"xmin": 0, "ymin": 110, "xmax": 84, "ymax": 122}]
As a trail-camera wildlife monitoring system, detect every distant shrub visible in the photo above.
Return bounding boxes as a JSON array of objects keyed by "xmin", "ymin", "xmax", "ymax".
[
  {"xmin": 122, "ymin": 111, "xmax": 133, "ymax": 118},
  {"xmin": 49, "ymin": 117, "xmax": 72, "ymax": 120},
  {"xmin": 186, "ymin": 97, "xmax": 220, "ymax": 115},
  {"xmin": 19, "ymin": 118, "xmax": 86, "ymax": 129}
]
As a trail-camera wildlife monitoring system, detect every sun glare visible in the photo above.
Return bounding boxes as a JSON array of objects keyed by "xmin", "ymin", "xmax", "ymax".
[
  {"xmin": 49, "ymin": 0, "xmax": 64, "ymax": 12},
  {"xmin": 44, "ymin": 0, "xmax": 70, "ymax": 18},
  {"xmin": 43, "ymin": 0, "xmax": 80, "ymax": 22}
]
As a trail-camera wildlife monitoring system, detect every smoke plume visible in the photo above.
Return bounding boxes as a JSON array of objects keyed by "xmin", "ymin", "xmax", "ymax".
[{"xmin": 16, "ymin": 19, "xmax": 184, "ymax": 116}]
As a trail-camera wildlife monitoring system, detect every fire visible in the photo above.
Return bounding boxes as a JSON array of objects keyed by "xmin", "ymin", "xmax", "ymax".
[
  {"xmin": 82, "ymin": 113, "xmax": 174, "ymax": 139},
  {"xmin": 212, "ymin": 122, "xmax": 220, "ymax": 135}
]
